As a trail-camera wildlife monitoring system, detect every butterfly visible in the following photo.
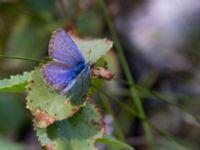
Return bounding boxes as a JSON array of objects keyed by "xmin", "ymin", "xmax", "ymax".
[{"xmin": 42, "ymin": 28, "xmax": 91, "ymax": 104}]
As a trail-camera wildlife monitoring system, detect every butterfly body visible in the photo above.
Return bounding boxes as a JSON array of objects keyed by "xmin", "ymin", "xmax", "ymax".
[
  {"xmin": 42, "ymin": 29, "xmax": 91, "ymax": 99},
  {"xmin": 72, "ymin": 63, "xmax": 86, "ymax": 77}
]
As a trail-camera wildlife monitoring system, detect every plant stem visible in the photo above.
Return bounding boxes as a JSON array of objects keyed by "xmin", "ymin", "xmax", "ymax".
[
  {"xmin": 97, "ymin": 85, "xmax": 193, "ymax": 150},
  {"xmin": 95, "ymin": 86, "xmax": 138, "ymax": 117},
  {"xmin": 150, "ymin": 123, "xmax": 190, "ymax": 150},
  {"xmin": 99, "ymin": 0, "xmax": 154, "ymax": 149},
  {"xmin": 0, "ymin": 55, "xmax": 47, "ymax": 63},
  {"xmin": 100, "ymin": 93, "xmax": 126, "ymax": 141}
]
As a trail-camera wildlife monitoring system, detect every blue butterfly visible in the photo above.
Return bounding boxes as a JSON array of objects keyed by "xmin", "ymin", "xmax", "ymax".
[{"xmin": 42, "ymin": 29, "xmax": 91, "ymax": 103}]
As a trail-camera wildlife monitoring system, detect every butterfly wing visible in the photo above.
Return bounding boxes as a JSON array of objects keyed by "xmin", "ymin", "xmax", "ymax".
[
  {"xmin": 49, "ymin": 28, "xmax": 85, "ymax": 67},
  {"xmin": 43, "ymin": 28, "xmax": 89, "ymax": 94},
  {"xmin": 42, "ymin": 62, "xmax": 80, "ymax": 91},
  {"xmin": 66, "ymin": 65, "xmax": 91, "ymax": 105},
  {"xmin": 43, "ymin": 62, "xmax": 91, "ymax": 98}
]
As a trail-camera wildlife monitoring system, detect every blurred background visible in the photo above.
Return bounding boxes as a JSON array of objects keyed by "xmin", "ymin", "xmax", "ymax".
[{"xmin": 0, "ymin": 0, "xmax": 200, "ymax": 149}]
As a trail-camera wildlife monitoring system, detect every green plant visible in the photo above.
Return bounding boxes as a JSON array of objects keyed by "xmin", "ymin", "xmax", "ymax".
[{"xmin": 0, "ymin": 35, "xmax": 134, "ymax": 150}]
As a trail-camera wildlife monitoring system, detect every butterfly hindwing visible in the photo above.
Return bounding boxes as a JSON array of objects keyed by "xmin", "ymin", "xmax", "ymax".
[
  {"xmin": 67, "ymin": 65, "xmax": 91, "ymax": 105},
  {"xmin": 43, "ymin": 61, "xmax": 91, "ymax": 99},
  {"xmin": 42, "ymin": 62, "xmax": 79, "ymax": 91}
]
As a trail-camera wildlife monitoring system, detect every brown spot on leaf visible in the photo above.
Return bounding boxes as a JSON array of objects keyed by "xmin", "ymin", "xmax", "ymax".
[
  {"xmin": 33, "ymin": 108, "xmax": 56, "ymax": 128},
  {"xmin": 64, "ymin": 98, "xmax": 70, "ymax": 105},
  {"xmin": 91, "ymin": 67, "xmax": 114, "ymax": 80},
  {"xmin": 71, "ymin": 107, "xmax": 79, "ymax": 113},
  {"xmin": 46, "ymin": 144, "xmax": 56, "ymax": 150},
  {"xmin": 105, "ymin": 39, "xmax": 113, "ymax": 48},
  {"xmin": 90, "ymin": 119, "xmax": 99, "ymax": 127},
  {"xmin": 88, "ymin": 99, "xmax": 106, "ymax": 137}
]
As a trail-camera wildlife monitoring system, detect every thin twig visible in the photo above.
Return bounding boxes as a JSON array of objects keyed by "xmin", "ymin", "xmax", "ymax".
[{"xmin": 0, "ymin": 55, "xmax": 47, "ymax": 63}]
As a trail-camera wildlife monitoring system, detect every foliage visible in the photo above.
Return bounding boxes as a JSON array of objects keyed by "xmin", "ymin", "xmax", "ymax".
[
  {"xmin": 1, "ymin": 0, "xmax": 199, "ymax": 150},
  {"xmin": 36, "ymin": 102, "xmax": 104, "ymax": 150},
  {"xmin": 73, "ymin": 37, "xmax": 113, "ymax": 63},
  {"xmin": 0, "ymin": 72, "xmax": 30, "ymax": 92},
  {"xmin": 96, "ymin": 135, "xmax": 135, "ymax": 150},
  {"xmin": 26, "ymin": 68, "xmax": 80, "ymax": 128},
  {"xmin": 0, "ymin": 31, "xmax": 128, "ymax": 150}
]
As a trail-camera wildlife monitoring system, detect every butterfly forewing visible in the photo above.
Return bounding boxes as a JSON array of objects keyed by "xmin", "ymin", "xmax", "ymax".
[{"xmin": 49, "ymin": 28, "xmax": 85, "ymax": 67}]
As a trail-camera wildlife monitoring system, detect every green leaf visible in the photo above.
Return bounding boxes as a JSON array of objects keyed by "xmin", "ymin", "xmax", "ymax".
[
  {"xmin": 74, "ymin": 37, "xmax": 113, "ymax": 63},
  {"xmin": 26, "ymin": 69, "xmax": 80, "ymax": 128},
  {"xmin": 96, "ymin": 135, "xmax": 135, "ymax": 150},
  {"xmin": 35, "ymin": 102, "xmax": 104, "ymax": 150},
  {"xmin": 0, "ymin": 72, "xmax": 30, "ymax": 92}
]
